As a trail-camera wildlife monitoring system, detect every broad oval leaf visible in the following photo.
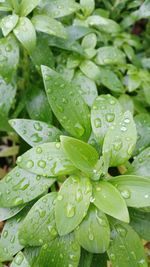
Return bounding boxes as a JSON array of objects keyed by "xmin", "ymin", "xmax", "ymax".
[
  {"xmin": 42, "ymin": 66, "xmax": 91, "ymax": 141},
  {"xmin": 13, "ymin": 17, "xmax": 36, "ymax": 53},
  {"xmin": 55, "ymin": 175, "xmax": 92, "ymax": 235},
  {"xmin": 1, "ymin": 14, "xmax": 19, "ymax": 36},
  {"xmin": 32, "ymin": 15, "xmax": 67, "ymax": 39},
  {"xmin": 61, "ymin": 136, "xmax": 99, "ymax": 174},
  {"xmin": 17, "ymin": 142, "xmax": 77, "ymax": 177},
  {"xmin": 75, "ymin": 205, "xmax": 110, "ymax": 253},
  {"xmin": 10, "ymin": 252, "xmax": 30, "ymax": 267},
  {"xmin": 103, "ymin": 111, "xmax": 137, "ymax": 166},
  {"xmin": 18, "ymin": 193, "xmax": 58, "ymax": 246},
  {"xmin": 87, "ymin": 15, "xmax": 121, "ymax": 33},
  {"xmin": 0, "ymin": 77, "xmax": 16, "ymax": 116},
  {"xmin": 0, "ymin": 208, "xmax": 29, "ymax": 262},
  {"xmin": 33, "ymin": 233, "xmax": 80, "ymax": 267},
  {"xmin": 0, "ymin": 206, "xmax": 25, "ymax": 221},
  {"xmin": 110, "ymin": 175, "xmax": 150, "ymax": 207},
  {"xmin": 37, "ymin": 0, "xmax": 80, "ymax": 18},
  {"xmin": 20, "ymin": 0, "xmax": 39, "ymax": 16},
  {"xmin": 9, "ymin": 119, "xmax": 61, "ymax": 147},
  {"xmin": 133, "ymin": 113, "xmax": 150, "ymax": 156},
  {"xmin": 107, "ymin": 221, "xmax": 147, "ymax": 267},
  {"xmin": 0, "ymin": 166, "xmax": 55, "ymax": 208},
  {"xmin": 128, "ymin": 147, "xmax": 150, "ymax": 177},
  {"xmin": 99, "ymin": 67, "xmax": 124, "ymax": 93},
  {"xmin": 91, "ymin": 94, "xmax": 122, "ymax": 145},
  {"xmin": 26, "ymin": 87, "xmax": 53, "ymax": 123},
  {"xmin": 93, "ymin": 181, "xmax": 129, "ymax": 222},
  {"xmin": 73, "ymin": 71, "xmax": 98, "ymax": 107},
  {"xmin": 95, "ymin": 46, "xmax": 125, "ymax": 66},
  {"xmin": 130, "ymin": 208, "xmax": 150, "ymax": 241},
  {"xmin": 0, "ymin": 35, "xmax": 19, "ymax": 81},
  {"xmin": 80, "ymin": 60, "xmax": 101, "ymax": 82}
]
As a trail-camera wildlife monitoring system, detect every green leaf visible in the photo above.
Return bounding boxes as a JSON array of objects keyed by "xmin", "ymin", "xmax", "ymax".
[
  {"xmin": 33, "ymin": 233, "xmax": 80, "ymax": 267},
  {"xmin": 95, "ymin": 46, "xmax": 125, "ymax": 65},
  {"xmin": 9, "ymin": 119, "xmax": 61, "ymax": 147},
  {"xmin": 107, "ymin": 221, "xmax": 147, "ymax": 267},
  {"xmin": 75, "ymin": 205, "xmax": 110, "ymax": 253},
  {"xmin": 17, "ymin": 142, "xmax": 77, "ymax": 177},
  {"xmin": 0, "ymin": 35, "xmax": 19, "ymax": 80},
  {"xmin": 133, "ymin": 113, "xmax": 150, "ymax": 156},
  {"xmin": 87, "ymin": 15, "xmax": 121, "ymax": 33},
  {"xmin": 136, "ymin": 0, "xmax": 150, "ymax": 18},
  {"xmin": 1, "ymin": 14, "xmax": 19, "ymax": 36},
  {"xmin": 0, "ymin": 208, "xmax": 29, "ymax": 262},
  {"xmin": 93, "ymin": 181, "xmax": 129, "ymax": 222},
  {"xmin": 0, "ymin": 166, "xmax": 55, "ymax": 207},
  {"xmin": 103, "ymin": 111, "xmax": 137, "ymax": 166},
  {"xmin": 118, "ymin": 94, "xmax": 134, "ymax": 115},
  {"xmin": 42, "ymin": 66, "xmax": 91, "ymax": 141},
  {"xmin": 32, "ymin": 15, "xmax": 67, "ymax": 39},
  {"xmin": 73, "ymin": 71, "xmax": 98, "ymax": 107},
  {"xmin": 80, "ymin": 0, "xmax": 95, "ymax": 16},
  {"xmin": 24, "ymin": 247, "xmax": 41, "ymax": 266},
  {"xmin": 13, "ymin": 17, "xmax": 36, "ymax": 53},
  {"xmin": 30, "ymin": 35, "xmax": 54, "ymax": 70},
  {"xmin": 128, "ymin": 147, "xmax": 150, "ymax": 177},
  {"xmin": 26, "ymin": 87, "xmax": 53, "ymax": 124},
  {"xmin": 130, "ymin": 208, "xmax": 150, "ymax": 241},
  {"xmin": 37, "ymin": 0, "xmax": 80, "ymax": 18},
  {"xmin": 78, "ymin": 249, "xmax": 93, "ymax": 267},
  {"xmin": 10, "ymin": 252, "xmax": 30, "ymax": 267},
  {"xmin": 61, "ymin": 136, "xmax": 99, "ymax": 174},
  {"xmin": 20, "ymin": 0, "xmax": 39, "ymax": 16},
  {"xmin": 0, "ymin": 206, "xmax": 25, "ymax": 221},
  {"xmin": 80, "ymin": 60, "xmax": 101, "ymax": 82},
  {"xmin": 0, "ymin": 77, "xmax": 16, "ymax": 115},
  {"xmin": 18, "ymin": 193, "xmax": 58, "ymax": 246},
  {"xmin": 99, "ymin": 67, "xmax": 124, "ymax": 93},
  {"xmin": 110, "ymin": 175, "xmax": 150, "ymax": 208},
  {"xmin": 91, "ymin": 253, "xmax": 108, "ymax": 267},
  {"xmin": 55, "ymin": 175, "xmax": 92, "ymax": 235},
  {"xmin": 81, "ymin": 33, "xmax": 97, "ymax": 49},
  {"xmin": 91, "ymin": 94, "xmax": 122, "ymax": 145}
]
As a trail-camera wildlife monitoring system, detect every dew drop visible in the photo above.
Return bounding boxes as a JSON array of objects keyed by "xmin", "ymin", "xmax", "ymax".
[
  {"xmin": 124, "ymin": 118, "xmax": 130, "ymax": 124},
  {"xmin": 31, "ymin": 133, "xmax": 42, "ymax": 143},
  {"xmin": 34, "ymin": 122, "xmax": 42, "ymax": 131},
  {"xmin": 3, "ymin": 230, "xmax": 8, "ymax": 238},
  {"xmin": 14, "ymin": 253, "xmax": 24, "ymax": 265},
  {"xmin": 38, "ymin": 160, "xmax": 46, "ymax": 169},
  {"xmin": 36, "ymin": 147, "xmax": 42, "ymax": 154},
  {"xmin": 74, "ymin": 123, "xmax": 85, "ymax": 137},
  {"xmin": 121, "ymin": 126, "xmax": 127, "ymax": 132},
  {"xmin": 113, "ymin": 140, "xmax": 122, "ymax": 151},
  {"xmin": 66, "ymin": 204, "xmax": 75, "ymax": 218},
  {"xmin": 76, "ymin": 189, "xmax": 83, "ymax": 202},
  {"xmin": 116, "ymin": 225, "xmax": 127, "ymax": 237},
  {"xmin": 26, "ymin": 160, "xmax": 34, "ymax": 169},
  {"xmin": 57, "ymin": 195, "xmax": 63, "ymax": 201},
  {"xmin": 14, "ymin": 197, "xmax": 24, "ymax": 206},
  {"xmin": 94, "ymin": 118, "xmax": 101, "ymax": 128},
  {"xmin": 55, "ymin": 143, "xmax": 61, "ymax": 149},
  {"xmin": 120, "ymin": 189, "xmax": 131, "ymax": 199},
  {"xmin": 106, "ymin": 113, "xmax": 115, "ymax": 122},
  {"xmin": 144, "ymin": 194, "xmax": 149, "ymax": 199}
]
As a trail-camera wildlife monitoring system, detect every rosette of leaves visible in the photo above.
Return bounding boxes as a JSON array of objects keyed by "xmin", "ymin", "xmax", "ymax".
[{"xmin": 0, "ymin": 65, "xmax": 150, "ymax": 266}]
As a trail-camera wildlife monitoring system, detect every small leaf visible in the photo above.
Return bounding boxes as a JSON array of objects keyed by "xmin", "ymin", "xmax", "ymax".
[
  {"xmin": 0, "ymin": 206, "xmax": 25, "ymax": 221},
  {"xmin": 32, "ymin": 15, "xmax": 67, "ymax": 39},
  {"xmin": 61, "ymin": 136, "xmax": 99, "ymax": 174},
  {"xmin": 107, "ymin": 221, "xmax": 147, "ymax": 267},
  {"xmin": 42, "ymin": 66, "xmax": 91, "ymax": 141},
  {"xmin": 80, "ymin": 0, "xmax": 95, "ymax": 16},
  {"xmin": 93, "ymin": 181, "xmax": 129, "ymax": 222},
  {"xmin": 33, "ymin": 233, "xmax": 80, "ymax": 267},
  {"xmin": 80, "ymin": 60, "xmax": 101, "ymax": 82},
  {"xmin": 0, "ymin": 166, "xmax": 55, "ymax": 207},
  {"xmin": 87, "ymin": 15, "xmax": 121, "ymax": 33},
  {"xmin": 37, "ymin": 0, "xmax": 80, "ymax": 18},
  {"xmin": 10, "ymin": 252, "xmax": 30, "ymax": 267},
  {"xmin": 133, "ymin": 113, "xmax": 150, "ymax": 156},
  {"xmin": 18, "ymin": 193, "xmax": 58, "ymax": 246},
  {"xmin": 9, "ymin": 119, "xmax": 61, "ymax": 147},
  {"xmin": 103, "ymin": 111, "xmax": 137, "ymax": 166},
  {"xmin": 130, "ymin": 208, "xmax": 150, "ymax": 241},
  {"xmin": 128, "ymin": 147, "xmax": 150, "ymax": 177},
  {"xmin": 75, "ymin": 205, "xmax": 110, "ymax": 253},
  {"xmin": 26, "ymin": 87, "xmax": 53, "ymax": 124},
  {"xmin": 13, "ymin": 17, "xmax": 36, "ymax": 53},
  {"xmin": 73, "ymin": 71, "xmax": 98, "ymax": 107},
  {"xmin": 55, "ymin": 175, "xmax": 92, "ymax": 235},
  {"xmin": 81, "ymin": 33, "xmax": 97, "ymax": 49},
  {"xmin": 17, "ymin": 142, "xmax": 77, "ymax": 177},
  {"xmin": 110, "ymin": 175, "xmax": 150, "ymax": 207},
  {"xmin": 99, "ymin": 67, "xmax": 124, "ymax": 93},
  {"xmin": 95, "ymin": 46, "xmax": 125, "ymax": 65},
  {"xmin": 1, "ymin": 14, "xmax": 19, "ymax": 36},
  {"xmin": 91, "ymin": 94, "xmax": 122, "ymax": 145},
  {"xmin": 0, "ymin": 208, "xmax": 29, "ymax": 262},
  {"xmin": 20, "ymin": 0, "xmax": 39, "ymax": 16}
]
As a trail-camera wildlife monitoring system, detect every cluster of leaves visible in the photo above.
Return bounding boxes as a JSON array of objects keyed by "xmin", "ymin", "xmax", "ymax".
[{"xmin": 0, "ymin": 0, "xmax": 150, "ymax": 266}]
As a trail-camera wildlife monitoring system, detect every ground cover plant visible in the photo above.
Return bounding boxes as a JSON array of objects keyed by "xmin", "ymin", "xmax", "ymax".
[{"xmin": 0, "ymin": 0, "xmax": 150, "ymax": 266}]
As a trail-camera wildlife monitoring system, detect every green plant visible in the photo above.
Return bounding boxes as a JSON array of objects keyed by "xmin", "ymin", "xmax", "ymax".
[{"xmin": 1, "ymin": 0, "xmax": 150, "ymax": 266}]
